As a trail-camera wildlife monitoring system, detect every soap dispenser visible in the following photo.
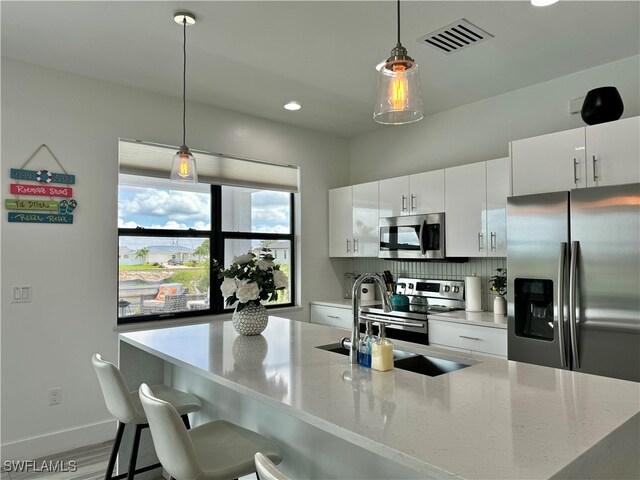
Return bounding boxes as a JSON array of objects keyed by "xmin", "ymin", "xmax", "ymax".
[
  {"xmin": 358, "ymin": 320, "xmax": 373, "ymax": 367},
  {"xmin": 371, "ymin": 323, "xmax": 394, "ymax": 372}
]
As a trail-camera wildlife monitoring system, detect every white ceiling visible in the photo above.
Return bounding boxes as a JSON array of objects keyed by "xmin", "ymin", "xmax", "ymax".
[{"xmin": 2, "ymin": 1, "xmax": 639, "ymax": 138}]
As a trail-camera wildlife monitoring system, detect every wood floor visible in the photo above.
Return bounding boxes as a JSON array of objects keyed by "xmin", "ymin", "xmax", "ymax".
[{"xmin": 1, "ymin": 440, "xmax": 164, "ymax": 480}]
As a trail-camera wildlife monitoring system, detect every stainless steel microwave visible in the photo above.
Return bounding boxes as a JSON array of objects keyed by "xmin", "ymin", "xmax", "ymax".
[{"xmin": 379, "ymin": 213, "xmax": 445, "ymax": 259}]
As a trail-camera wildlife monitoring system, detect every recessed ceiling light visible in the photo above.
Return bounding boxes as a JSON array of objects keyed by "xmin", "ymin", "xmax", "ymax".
[
  {"xmin": 531, "ymin": 0, "xmax": 559, "ymax": 6},
  {"xmin": 284, "ymin": 101, "xmax": 302, "ymax": 111}
]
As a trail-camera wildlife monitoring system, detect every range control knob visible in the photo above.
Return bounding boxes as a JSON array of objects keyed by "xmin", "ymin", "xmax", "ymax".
[
  {"xmin": 453, "ymin": 286, "xmax": 460, "ymax": 293},
  {"xmin": 443, "ymin": 285, "xmax": 451, "ymax": 293}
]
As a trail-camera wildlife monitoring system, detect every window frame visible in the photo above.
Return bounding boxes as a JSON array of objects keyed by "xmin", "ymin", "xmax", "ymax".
[{"xmin": 117, "ymin": 184, "xmax": 295, "ymax": 325}]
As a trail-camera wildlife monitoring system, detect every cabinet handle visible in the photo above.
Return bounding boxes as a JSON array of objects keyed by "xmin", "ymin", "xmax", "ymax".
[
  {"xmin": 592, "ymin": 155, "xmax": 598, "ymax": 183},
  {"xmin": 411, "ymin": 194, "xmax": 416, "ymax": 211},
  {"xmin": 346, "ymin": 238, "xmax": 351, "ymax": 253},
  {"xmin": 478, "ymin": 232, "xmax": 484, "ymax": 251},
  {"xmin": 353, "ymin": 238, "xmax": 359, "ymax": 253},
  {"xmin": 490, "ymin": 232, "xmax": 496, "ymax": 251},
  {"xmin": 327, "ymin": 315, "xmax": 340, "ymax": 319},
  {"xmin": 459, "ymin": 335, "xmax": 482, "ymax": 341},
  {"xmin": 573, "ymin": 158, "xmax": 579, "ymax": 186},
  {"xmin": 401, "ymin": 195, "xmax": 407, "ymax": 212}
]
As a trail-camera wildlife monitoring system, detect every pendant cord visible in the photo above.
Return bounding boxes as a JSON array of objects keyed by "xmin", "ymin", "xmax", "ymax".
[
  {"xmin": 182, "ymin": 17, "xmax": 187, "ymax": 147},
  {"xmin": 396, "ymin": 0, "xmax": 401, "ymax": 46}
]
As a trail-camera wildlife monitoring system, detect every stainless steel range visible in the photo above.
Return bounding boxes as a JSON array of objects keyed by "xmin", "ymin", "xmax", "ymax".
[{"xmin": 359, "ymin": 277, "xmax": 465, "ymax": 345}]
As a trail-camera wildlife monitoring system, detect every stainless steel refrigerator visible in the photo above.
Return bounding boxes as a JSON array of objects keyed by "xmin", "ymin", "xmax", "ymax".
[{"xmin": 507, "ymin": 182, "xmax": 640, "ymax": 382}]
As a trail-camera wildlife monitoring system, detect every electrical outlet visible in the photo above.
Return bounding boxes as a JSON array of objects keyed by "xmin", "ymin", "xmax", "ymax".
[
  {"xmin": 11, "ymin": 286, "xmax": 31, "ymax": 303},
  {"xmin": 48, "ymin": 387, "xmax": 62, "ymax": 406}
]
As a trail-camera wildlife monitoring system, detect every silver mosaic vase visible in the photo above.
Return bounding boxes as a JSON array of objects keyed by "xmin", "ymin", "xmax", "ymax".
[{"xmin": 232, "ymin": 302, "xmax": 268, "ymax": 336}]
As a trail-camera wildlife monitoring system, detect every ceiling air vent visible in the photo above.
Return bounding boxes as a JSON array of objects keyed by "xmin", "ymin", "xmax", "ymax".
[{"xmin": 417, "ymin": 19, "xmax": 494, "ymax": 55}]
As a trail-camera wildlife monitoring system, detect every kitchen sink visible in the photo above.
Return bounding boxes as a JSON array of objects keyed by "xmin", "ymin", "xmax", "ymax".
[{"xmin": 316, "ymin": 343, "xmax": 471, "ymax": 377}]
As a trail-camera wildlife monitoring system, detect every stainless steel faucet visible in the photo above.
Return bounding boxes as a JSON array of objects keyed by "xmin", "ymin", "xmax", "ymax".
[{"xmin": 350, "ymin": 273, "xmax": 392, "ymax": 364}]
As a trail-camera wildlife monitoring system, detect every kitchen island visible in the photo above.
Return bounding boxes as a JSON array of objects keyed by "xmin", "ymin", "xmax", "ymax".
[{"xmin": 119, "ymin": 316, "xmax": 639, "ymax": 479}]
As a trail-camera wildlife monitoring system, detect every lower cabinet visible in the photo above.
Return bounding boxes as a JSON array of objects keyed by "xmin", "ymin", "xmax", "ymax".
[
  {"xmin": 428, "ymin": 319, "xmax": 507, "ymax": 357},
  {"xmin": 310, "ymin": 304, "xmax": 352, "ymax": 330}
]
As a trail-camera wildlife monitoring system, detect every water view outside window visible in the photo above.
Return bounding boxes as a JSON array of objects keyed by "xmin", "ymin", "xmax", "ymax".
[{"xmin": 118, "ymin": 236, "xmax": 211, "ymax": 317}]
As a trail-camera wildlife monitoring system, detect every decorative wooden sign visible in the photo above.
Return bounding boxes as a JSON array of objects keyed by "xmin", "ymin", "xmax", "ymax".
[
  {"xmin": 10, "ymin": 168, "xmax": 75, "ymax": 185},
  {"xmin": 5, "ymin": 199, "xmax": 59, "ymax": 211},
  {"xmin": 10, "ymin": 184, "xmax": 72, "ymax": 198},
  {"xmin": 6, "ymin": 144, "xmax": 78, "ymax": 226},
  {"xmin": 8, "ymin": 212, "xmax": 73, "ymax": 224}
]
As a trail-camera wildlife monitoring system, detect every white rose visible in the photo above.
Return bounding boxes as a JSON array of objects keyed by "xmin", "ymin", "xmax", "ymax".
[
  {"xmin": 232, "ymin": 253, "xmax": 253, "ymax": 265},
  {"xmin": 256, "ymin": 259, "xmax": 275, "ymax": 271},
  {"xmin": 273, "ymin": 269, "xmax": 289, "ymax": 289},
  {"xmin": 236, "ymin": 282, "xmax": 260, "ymax": 303},
  {"xmin": 220, "ymin": 277, "xmax": 237, "ymax": 299}
]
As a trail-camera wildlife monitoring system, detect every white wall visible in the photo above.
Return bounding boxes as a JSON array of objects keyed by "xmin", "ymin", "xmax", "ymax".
[
  {"xmin": 0, "ymin": 58, "xmax": 350, "ymax": 459},
  {"xmin": 350, "ymin": 55, "xmax": 640, "ymax": 184}
]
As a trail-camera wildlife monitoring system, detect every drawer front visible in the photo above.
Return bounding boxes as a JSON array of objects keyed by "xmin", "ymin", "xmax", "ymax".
[
  {"xmin": 310, "ymin": 305, "xmax": 352, "ymax": 329},
  {"xmin": 429, "ymin": 320, "xmax": 507, "ymax": 357}
]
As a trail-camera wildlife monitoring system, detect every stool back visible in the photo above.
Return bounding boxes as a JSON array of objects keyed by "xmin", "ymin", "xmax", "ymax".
[
  {"xmin": 92, "ymin": 353, "xmax": 139, "ymax": 424},
  {"xmin": 255, "ymin": 452, "xmax": 292, "ymax": 480},
  {"xmin": 139, "ymin": 383, "xmax": 202, "ymax": 480}
]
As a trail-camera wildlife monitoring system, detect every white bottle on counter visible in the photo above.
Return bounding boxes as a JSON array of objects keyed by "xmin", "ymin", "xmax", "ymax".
[{"xmin": 371, "ymin": 323, "xmax": 394, "ymax": 372}]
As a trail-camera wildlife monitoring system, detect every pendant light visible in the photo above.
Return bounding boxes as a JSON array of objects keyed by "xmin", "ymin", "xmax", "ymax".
[
  {"xmin": 170, "ymin": 12, "xmax": 198, "ymax": 183},
  {"xmin": 373, "ymin": 0, "xmax": 424, "ymax": 125}
]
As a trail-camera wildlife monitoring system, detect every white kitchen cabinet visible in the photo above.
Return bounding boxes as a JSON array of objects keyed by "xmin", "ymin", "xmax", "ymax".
[
  {"xmin": 444, "ymin": 162, "xmax": 487, "ymax": 257},
  {"xmin": 329, "ymin": 186, "xmax": 353, "ymax": 257},
  {"xmin": 329, "ymin": 181, "xmax": 379, "ymax": 258},
  {"xmin": 428, "ymin": 319, "xmax": 507, "ymax": 357},
  {"xmin": 379, "ymin": 170, "xmax": 445, "ymax": 218},
  {"xmin": 511, "ymin": 127, "xmax": 586, "ymax": 196},
  {"xmin": 511, "ymin": 117, "xmax": 639, "ymax": 196},
  {"xmin": 409, "ymin": 170, "xmax": 445, "ymax": 214},
  {"xmin": 310, "ymin": 304, "xmax": 351, "ymax": 330},
  {"xmin": 586, "ymin": 116, "xmax": 640, "ymax": 187},
  {"xmin": 445, "ymin": 158, "xmax": 510, "ymax": 258},
  {"xmin": 352, "ymin": 182, "xmax": 379, "ymax": 257},
  {"xmin": 379, "ymin": 176, "xmax": 409, "ymax": 218},
  {"xmin": 485, "ymin": 157, "xmax": 510, "ymax": 256}
]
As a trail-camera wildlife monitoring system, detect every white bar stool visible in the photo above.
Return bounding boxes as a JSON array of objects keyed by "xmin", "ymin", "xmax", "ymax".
[
  {"xmin": 255, "ymin": 452, "xmax": 292, "ymax": 480},
  {"xmin": 138, "ymin": 383, "xmax": 282, "ymax": 480},
  {"xmin": 92, "ymin": 354, "xmax": 201, "ymax": 479}
]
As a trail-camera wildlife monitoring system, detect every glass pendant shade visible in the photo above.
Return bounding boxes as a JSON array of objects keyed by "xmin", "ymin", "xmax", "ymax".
[
  {"xmin": 374, "ymin": 60, "xmax": 424, "ymax": 125},
  {"xmin": 170, "ymin": 146, "xmax": 198, "ymax": 182}
]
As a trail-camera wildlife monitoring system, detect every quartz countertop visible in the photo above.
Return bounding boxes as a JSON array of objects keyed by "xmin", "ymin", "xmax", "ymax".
[
  {"xmin": 120, "ymin": 316, "xmax": 639, "ymax": 480},
  {"xmin": 310, "ymin": 298, "xmax": 379, "ymax": 308}
]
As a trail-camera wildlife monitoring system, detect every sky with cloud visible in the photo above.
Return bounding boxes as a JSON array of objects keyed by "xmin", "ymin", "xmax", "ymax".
[{"xmin": 118, "ymin": 185, "xmax": 290, "ymax": 251}]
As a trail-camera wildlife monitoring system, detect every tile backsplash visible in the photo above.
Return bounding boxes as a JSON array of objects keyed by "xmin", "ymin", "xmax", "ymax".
[{"xmin": 350, "ymin": 257, "xmax": 506, "ymax": 312}]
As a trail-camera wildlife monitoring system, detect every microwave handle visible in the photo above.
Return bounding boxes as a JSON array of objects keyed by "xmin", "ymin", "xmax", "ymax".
[{"xmin": 419, "ymin": 220, "xmax": 426, "ymax": 255}]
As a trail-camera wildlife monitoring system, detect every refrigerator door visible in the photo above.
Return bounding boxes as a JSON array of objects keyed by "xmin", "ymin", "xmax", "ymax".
[
  {"xmin": 570, "ymin": 183, "xmax": 640, "ymax": 382},
  {"xmin": 507, "ymin": 192, "xmax": 570, "ymax": 369}
]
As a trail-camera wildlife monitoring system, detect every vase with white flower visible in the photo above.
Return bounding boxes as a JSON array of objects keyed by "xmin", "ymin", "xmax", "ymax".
[{"xmin": 218, "ymin": 249, "xmax": 289, "ymax": 335}]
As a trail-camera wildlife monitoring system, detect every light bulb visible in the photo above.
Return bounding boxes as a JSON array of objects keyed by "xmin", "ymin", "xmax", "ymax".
[
  {"xmin": 388, "ymin": 64, "xmax": 409, "ymax": 111},
  {"xmin": 178, "ymin": 153, "xmax": 191, "ymax": 177}
]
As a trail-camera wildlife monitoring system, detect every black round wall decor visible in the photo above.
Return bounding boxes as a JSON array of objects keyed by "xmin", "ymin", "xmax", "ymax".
[{"xmin": 581, "ymin": 86, "xmax": 624, "ymax": 125}]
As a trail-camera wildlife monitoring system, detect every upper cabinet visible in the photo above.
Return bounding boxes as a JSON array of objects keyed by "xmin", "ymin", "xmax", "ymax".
[
  {"xmin": 511, "ymin": 116, "xmax": 639, "ymax": 196},
  {"xmin": 585, "ymin": 116, "xmax": 640, "ymax": 188},
  {"xmin": 511, "ymin": 127, "xmax": 586, "ymax": 196},
  {"xmin": 379, "ymin": 170, "xmax": 444, "ymax": 218},
  {"xmin": 445, "ymin": 158, "xmax": 510, "ymax": 257},
  {"xmin": 329, "ymin": 181, "xmax": 379, "ymax": 258}
]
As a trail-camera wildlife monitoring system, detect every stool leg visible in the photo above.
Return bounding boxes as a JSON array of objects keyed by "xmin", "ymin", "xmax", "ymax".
[
  {"xmin": 126, "ymin": 424, "xmax": 143, "ymax": 480},
  {"xmin": 180, "ymin": 413, "xmax": 191, "ymax": 429},
  {"xmin": 105, "ymin": 422, "xmax": 126, "ymax": 480}
]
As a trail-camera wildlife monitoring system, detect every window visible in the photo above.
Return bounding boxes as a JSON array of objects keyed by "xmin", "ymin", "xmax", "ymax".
[{"xmin": 118, "ymin": 145, "xmax": 296, "ymax": 325}]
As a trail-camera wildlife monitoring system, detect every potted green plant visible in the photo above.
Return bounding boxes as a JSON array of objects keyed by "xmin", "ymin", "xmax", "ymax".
[{"xmin": 489, "ymin": 268, "xmax": 507, "ymax": 315}]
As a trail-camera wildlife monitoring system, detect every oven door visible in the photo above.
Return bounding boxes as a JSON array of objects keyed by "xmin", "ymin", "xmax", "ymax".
[
  {"xmin": 359, "ymin": 312, "xmax": 429, "ymax": 345},
  {"xmin": 379, "ymin": 214, "xmax": 445, "ymax": 259}
]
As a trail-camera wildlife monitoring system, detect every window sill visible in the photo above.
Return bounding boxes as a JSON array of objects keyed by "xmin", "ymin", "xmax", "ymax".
[{"xmin": 113, "ymin": 305, "xmax": 304, "ymax": 333}]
